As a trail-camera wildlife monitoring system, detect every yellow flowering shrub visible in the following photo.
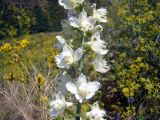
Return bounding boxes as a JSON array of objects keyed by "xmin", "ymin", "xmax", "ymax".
[
  {"xmin": 0, "ymin": 33, "xmax": 59, "ymax": 120},
  {"xmin": 103, "ymin": 0, "xmax": 160, "ymax": 119},
  {"xmin": 117, "ymin": 57, "xmax": 150, "ymax": 98},
  {"xmin": 0, "ymin": 38, "xmax": 29, "ymax": 52}
]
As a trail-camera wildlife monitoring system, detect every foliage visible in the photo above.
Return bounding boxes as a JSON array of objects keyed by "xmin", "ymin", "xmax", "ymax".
[
  {"xmin": 0, "ymin": 0, "xmax": 160, "ymax": 119},
  {"xmin": 0, "ymin": 33, "xmax": 58, "ymax": 120},
  {"xmin": 0, "ymin": 2, "xmax": 35, "ymax": 39},
  {"xmin": 47, "ymin": 0, "xmax": 66, "ymax": 32},
  {"xmin": 0, "ymin": 0, "xmax": 65, "ymax": 40},
  {"xmin": 31, "ymin": 0, "xmax": 65, "ymax": 33},
  {"xmin": 31, "ymin": 6, "xmax": 50, "ymax": 33},
  {"xmin": 102, "ymin": 0, "xmax": 160, "ymax": 119}
]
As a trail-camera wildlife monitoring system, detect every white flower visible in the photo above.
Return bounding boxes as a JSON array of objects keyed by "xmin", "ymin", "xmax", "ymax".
[
  {"xmin": 86, "ymin": 102, "xmax": 106, "ymax": 120},
  {"xmin": 59, "ymin": 0, "xmax": 85, "ymax": 9},
  {"xmin": 93, "ymin": 54, "xmax": 110, "ymax": 73},
  {"xmin": 66, "ymin": 73, "xmax": 101, "ymax": 103},
  {"xmin": 87, "ymin": 32, "xmax": 108, "ymax": 55},
  {"xmin": 90, "ymin": 25, "xmax": 103, "ymax": 33},
  {"xmin": 49, "ymin": 93, "xmax": 73, "ymax": 117},
  {"xmin": 55, "ymin": 45, "xmax": 83, "ymax": 69},
  {"xmin": 54, "ymin": 35, "xmax": 66, "ymax": 50},
  {"xmin": 69, "ymin": 9, "xmax": 96, "ymax": 32},
  {"xmin": 92, "ymin": 3, "xmax": 107, "ymax": 23},
  {"xmin": 56, "ymin": 35, "xmax": 66, "ymax": 45}
]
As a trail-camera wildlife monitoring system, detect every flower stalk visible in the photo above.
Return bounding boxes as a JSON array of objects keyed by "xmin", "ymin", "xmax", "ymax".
[
  {"xmin": 49, "ymin": 0, "xmax": 110, "ymax": 119},
  {"xmin": 76, "ymin": 102, "xmax": 82, "ymax": 120}
]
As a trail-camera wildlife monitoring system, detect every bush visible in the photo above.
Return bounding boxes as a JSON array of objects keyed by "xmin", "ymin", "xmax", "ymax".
[
  {"xmin": 31, "ymin": 6, "xmax": 50, "ymax": 33},
  {"xmin": 101, "ymin": 0, "xmax": 160, "ymax": 119},
  {"xmin": 0, "ymin": 2, "xmax": 35, "ymax": 39}
]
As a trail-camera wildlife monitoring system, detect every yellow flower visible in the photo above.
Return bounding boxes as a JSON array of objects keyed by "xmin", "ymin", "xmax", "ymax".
[
  {"xmin": 3, "ymin": 72, "xmax": 14, "ymax": 81},
  {"xmin": 0, "ymin": 43, "xmax": 12, "ymax": 52},
  {"xmin": 19, "ymin": 39, "xmax": 29, "ymax": 48},
  {"xmin": 39, "ymin": 95, "xmax": 48, "ymax": 103},
  {"xmin": 122, "ymin": 87, "xmax": 130, "ymax": 97},
  {"xmin": 36, "ymin": 73, "xmax": 46, "ymax": 86},
  {"xmin": 19, "ymin": 73, "xmax": 25, "ymax": 82},
  {"xmin": 136, "ymin": 57, "xmax": 143, "ymax": 62}
]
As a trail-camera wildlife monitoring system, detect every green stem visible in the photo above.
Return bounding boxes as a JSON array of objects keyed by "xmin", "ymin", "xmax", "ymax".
[
  {"xmin": 76, "ymin": 38, "xmax": 84, "ymax": 120},
  {"xmin": 76, "ymin": 102, "xmax": 82, "ymax": 120},
  {"xmin": 61, "ymin": 115, "xmax": 64, "ymax": 120},
  {"xmin": 18, "ymin": 17, "xmax": 23, "ymax": 37}
]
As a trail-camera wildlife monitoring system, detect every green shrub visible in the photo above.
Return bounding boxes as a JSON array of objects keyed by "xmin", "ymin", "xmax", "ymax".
[
  {"xmin": 31, "ymin": 6, "xmax": 50, "ymax": 33},
  {"xmin": 102, "ymin": 0, "xmax": 160, "ymax": 119},
  {"xmin": 0, "ymin": 2, "xmax": 35, "ymax": 39}
]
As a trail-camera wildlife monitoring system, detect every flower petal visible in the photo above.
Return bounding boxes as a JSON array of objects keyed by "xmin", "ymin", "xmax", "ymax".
[
  {"xmin": 66, "ymin": 82, "xmax": 78, "ymax": 94},
  {"xmin": 63, "ymin": 45, "xmax": 73, "ymax": 55},
  {"xmin": 77, "ymin": 73, "xmax": 87, "ymax": 86},
  {"xmin": 66, "ymin": 102, "xmax": 73, "ymax": 107},
  {"xmin": 87, "ymin": 102, "xmax": 106, "ymax": 120},
  {"xmin": 74, "ymin": 48, "xmax": 83, "ymax": 61},
  {"xmin": 75, "ymin": 94, "xmax": 83, "ymax": 103},
  {"xmin": 56, "ymin": 35, "xmax": 66, "ymax": 44},
  {"xmin": 69, "ymin": 17, "xmax": 81, "ymax": 28},
  {"xmin": 87, "ymin": 32, "xmax": 108, "ymax": 55},
  {"xmin": 58, "ymin": 0, "xmax": 72, "ymax": 9},
  {"xmin": 55, "ymin": 54, "xmax": 70, "ymax": 69},
  {"xmin": 92, "ymin": 102, "xmax": 100, "ymax": 109},
  {"xmin": 86, "ymin": 111, "xmax": 91, "ymax": 117},
  {"xmin": 85, "ymin": 92, "xmax": 96, "ymax": 99},
  {"xmin": 92, "ymin": 25, "xmax": 103, "ymax": 33},
  {"xmin": 77, "ymin": 0, "xmax": 85, "ymax": 4},
  {"xmin": 93, "ymin": 55, "xmax": 110, "ymax": 73},
  {"xmin": 85, "ymin": 81, "xmax": 101, "ymax": 99},
  {"xmin": 92, "ymin": 3, "xmax": 107, "ymax": 23},
  {"xmin": 79, "ymin": 9, "xmax": 87, "ymax": 23},
  {"xmin": 88, "ymin": 81, "xmax": 101, "ymax": 92}
]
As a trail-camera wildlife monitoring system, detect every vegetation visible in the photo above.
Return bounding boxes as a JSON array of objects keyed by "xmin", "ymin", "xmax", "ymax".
[
  {"xmin": 0, "ymin": 33, "xmax": 58, "ymax": 120},
  {"xmin": 0, "ymin": 0, "xmax": 160, "ymax": 120},
  {"xmin": 0, "ymin": 0, "xmax": 65, "ymax": 39},
  {"xmin": 104, "ymin": 0, "xmax": 160, "ymax": 119}
]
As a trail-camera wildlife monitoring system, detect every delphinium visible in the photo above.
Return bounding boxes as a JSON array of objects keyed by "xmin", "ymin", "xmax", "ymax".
[{"xmin": 49, "ymin": 0, "xmax": 110, "ymax": 119}]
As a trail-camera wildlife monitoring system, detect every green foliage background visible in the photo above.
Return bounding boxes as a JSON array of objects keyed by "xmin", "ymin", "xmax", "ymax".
[
  {"xmin": 0, "ymin": 0, "xmax": 65, "ymax": 39},
  {"xmin": 102, "ymin": 0, "xmax": 160, "ymax": 119}
]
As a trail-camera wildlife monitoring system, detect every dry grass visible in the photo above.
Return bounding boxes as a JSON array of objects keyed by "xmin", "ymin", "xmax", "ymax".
[{"xmin": 0, "ymin": 32, "xmax": 58, "ymax": 120}]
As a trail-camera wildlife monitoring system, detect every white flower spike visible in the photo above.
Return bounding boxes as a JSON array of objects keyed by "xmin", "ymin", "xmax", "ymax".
[
  {"xmin": 87, "ymin": 32, "xmax": 108, "ymax": 55},
  {"xmin": 49, "ymin": 93, "xmax": 73, "ymax": 117},
  {"xmin": 92, "ymin": 3, "xmax": 107, "ymax": 23},
  {"xmin": 66, "ymin": 73, "xmax": 101, "ymax": 103},
  {"xmin": 59, "ymin": 0, "xmax": 85, "ymax": 9},
  {"xmin": 69, "ymin": 9, "xmax": 96, "ymax": 32},
  {"xmin": 55, "ymin": 44, "xmax": 83, "ymax": 69},
  {"xmin": 86, "ymin": 102, "xmax": 106, "ymax": 120},
  {"xmin": 93, "ymin": 54, "xmax": 110, "ymax": 73}
]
